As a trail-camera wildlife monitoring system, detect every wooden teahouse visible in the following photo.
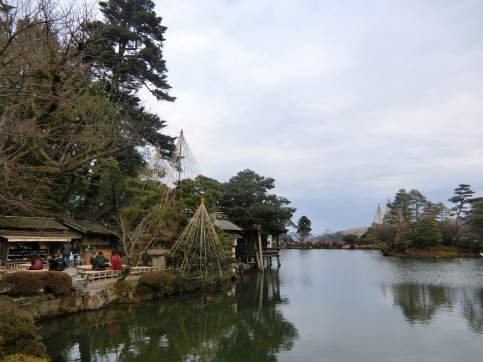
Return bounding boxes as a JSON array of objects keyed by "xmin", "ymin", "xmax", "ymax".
[
  {"xmin": 212, "ymin": 212, "xmax": 243, "ymax": 257},
  {"xmin": 61, "ymin": 219, "xmax": 119, "ymax": 261},
  {"xmin": 0, "ymin": 216, "xmax": 71, "ymax": 266}
]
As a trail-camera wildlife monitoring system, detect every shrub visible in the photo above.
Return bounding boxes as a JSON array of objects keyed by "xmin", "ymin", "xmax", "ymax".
[
  {"xmin": 0, "ymin": 272, "xmax": 44, "ymax": 296},
  {"xmin": 0, "ymin": 271, "xmax": 72, "ymax": 297},
  {"xmin": 41, "ymin": 272, "xmax": 72, "ymax": 296},
  {"xmin": 394, "ymin": 240, "xmax": 410, "ymax": 252},
  {"xmin": 0, "ymin": 297, "xmax": 49, "ymax": 360},
  {"xmin": 136, "ymin": 271, "xmax": 174, "ymax": 298},
  {"xmin": 1, "ymin": 354, "xmax": 50, "ymax": 362}
]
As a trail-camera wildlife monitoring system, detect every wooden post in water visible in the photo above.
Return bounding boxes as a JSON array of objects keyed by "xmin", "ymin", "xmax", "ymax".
[
  {"xmin": 258, "ymin": 226, "xmax": 264, "ymax": 272},
  {"xmin": 253, "ymin": 224, "xmax": 264, "ymax": 272},
  {"xmin": 252, "ymin": 227, "xmax": 261, "ymax": 270}
]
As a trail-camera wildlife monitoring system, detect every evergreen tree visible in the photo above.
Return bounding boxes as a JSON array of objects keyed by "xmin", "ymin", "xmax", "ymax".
[
  {"xmin": 411, "ymin": 217, "xmax": 443, "ymax": 248},
  {"xmin": 81, "ymin": 0, "xmax": 176, "ymax": 152},
  {"xmin": 424, "ymin": 202, "xmax": 450, "ymax": 222},
  {"xmin": 296, "ymin": 216, "xmax": 312, "ymax": 243},
  {"xmin": 176, "ymin": 176, "xmax": 223, "ymax": 215},
  {"xmin": 85, "ymin": 0, "xmax": 175, "ymax": 101},
  {"xmin": 390, "ymin": 189, "xmax": 412, "ymax": 222},
  {"xmin": 466, "ymin": 198, "xmax": 483, "ymax": 242},
  {"xmin": 219, "ymin": 169, "xmax": 296, "ymax": 234},
  {"xmin": 448, "ymin": 184, "xmax": 475, "ymax": 221},
  {"xmin": 409, "ymin": 189, "xmax": 427, "ymax": 222}
]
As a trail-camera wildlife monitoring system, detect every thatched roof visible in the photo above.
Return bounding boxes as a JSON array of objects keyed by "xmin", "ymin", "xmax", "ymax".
[
  {"xmin": 61, "ymin": 219, "xmax": 115, "ymax": 235},
  {"xmin": 0, "ymin": 216, "xmax": 67, "ymax": 230},
  {"xmin": 212, "ymin": 212, "xmax": 243, "ymax": 232},
  {"xmin": 214, "ymin": 219, "xmax": 243, "ymax": 232}
]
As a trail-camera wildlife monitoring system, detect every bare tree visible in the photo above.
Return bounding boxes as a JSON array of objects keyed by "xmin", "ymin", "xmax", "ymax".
[{"xmin": 0, "ymin": 1, "xmax": 144, "ymax": 217}]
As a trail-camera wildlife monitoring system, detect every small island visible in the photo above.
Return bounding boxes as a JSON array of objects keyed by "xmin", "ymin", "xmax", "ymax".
[{"xmin": 382, "ymin": 244, "xmax": 481, "ymax": 258}]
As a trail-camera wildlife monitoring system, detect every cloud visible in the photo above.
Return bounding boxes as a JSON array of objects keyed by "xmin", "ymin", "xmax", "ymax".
[{"xmin": 147, "ymin": 0, "xmax": 483, "ymax": 233}]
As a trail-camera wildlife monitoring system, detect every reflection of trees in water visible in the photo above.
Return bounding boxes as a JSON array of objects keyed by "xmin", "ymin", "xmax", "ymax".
[
  {"xmin": 460, "ymin": 287, "xmax": 483, "ymax": 334},
  {"xmin": 40, "ymin": 270, "xmax": 298, "ymax": 361},
  {"xmin": 392, "ymin": 283, "xmax": 483, "ymax": 333},
  {"xmin": 392, "ymin": 284, "xmax": 456, "ymax": 324},
  {"xmin": 215, "ymin": 270, "xmax": 298, "ymax": 361}
]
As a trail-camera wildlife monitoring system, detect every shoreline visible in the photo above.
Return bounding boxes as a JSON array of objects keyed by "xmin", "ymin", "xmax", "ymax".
[{"xmin": 382, "ymin": 244, "xmax": 481, "ymax": 258}]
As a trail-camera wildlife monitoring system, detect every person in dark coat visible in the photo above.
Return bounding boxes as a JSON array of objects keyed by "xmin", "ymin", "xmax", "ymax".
[
  {"xmin": 90, "ymin": 253, "xmax": 96, "ymax": 266},
  {"xmin": 73, "ymin": 243, "xmax": 81, "ymax": 267},
  {"xmin": 62, "ymin": 242, "xmax": 72, "ymax": 267},
  {"xmin": 92, "ymin": 251, "xmax": 110, "ymax": 270},
  {"xmin": 49, "ymin": 255, "xmax": 66, "ymax": 271}
]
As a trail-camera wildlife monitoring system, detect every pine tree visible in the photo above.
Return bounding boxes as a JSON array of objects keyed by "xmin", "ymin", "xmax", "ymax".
[
  {"xmin": 448, "ymin": 184, "xmax": 475, "ymax": 221},
  {"xmin": 296, "ymin": 216, "xmax": 312, "ymax": 243},
  {"xmin": 85, "ymin": 0, "xmax": 175, "ymax": 101}
]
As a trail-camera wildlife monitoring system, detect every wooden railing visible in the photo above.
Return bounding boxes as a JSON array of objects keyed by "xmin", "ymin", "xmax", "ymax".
[{"xmin": 77, "ymin": 266, "xmax": 159, "ymax": 282}]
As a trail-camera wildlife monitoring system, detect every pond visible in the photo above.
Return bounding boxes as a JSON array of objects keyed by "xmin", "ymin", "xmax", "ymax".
[{"xmin": 39, "ymin": 249, "xmax": 483, "ymax": 361}]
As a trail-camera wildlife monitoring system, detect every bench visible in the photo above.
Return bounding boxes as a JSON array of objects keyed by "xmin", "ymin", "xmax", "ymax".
[{"xmin": 75, "ymin": 265, "xmax": 94, "ymax": 272}]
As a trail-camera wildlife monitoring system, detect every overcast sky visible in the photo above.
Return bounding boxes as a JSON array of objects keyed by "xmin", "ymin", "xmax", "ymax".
[{"xmin": 141, "ymin": 0, "xmax": 483, "ymax": 235}]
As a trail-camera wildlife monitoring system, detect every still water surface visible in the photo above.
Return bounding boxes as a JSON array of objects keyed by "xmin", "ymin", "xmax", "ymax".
[{"xmin": 39, "ymin": 249, "xmax": 483, "ymax": 361}]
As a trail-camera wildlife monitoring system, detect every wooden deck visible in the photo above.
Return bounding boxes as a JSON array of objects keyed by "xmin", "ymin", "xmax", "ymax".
[{"xmin": 238, "ymin": 248, "xmax": 281, "ymax": 267}]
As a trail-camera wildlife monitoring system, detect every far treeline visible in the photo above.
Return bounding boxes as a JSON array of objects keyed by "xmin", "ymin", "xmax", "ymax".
[
  {"xmin": 369, "ymin": 184, "xmax": 483, "ymax": 253},
  {"xmin": 288, "ymin": 184, "xmax": 483, "ymax": 253},
  {"xmin": 0, "ymin": 0, "xmax": 296, "ymax": 254},
  {"xmin": 293, "ymin": 185, "xmax": 482, "ymax": 254}
]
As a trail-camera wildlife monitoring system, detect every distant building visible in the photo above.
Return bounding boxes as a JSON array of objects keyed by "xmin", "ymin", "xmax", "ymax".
[{"xmin": 342, "ymin": 227, "xmax": 368, "ymax": 237}]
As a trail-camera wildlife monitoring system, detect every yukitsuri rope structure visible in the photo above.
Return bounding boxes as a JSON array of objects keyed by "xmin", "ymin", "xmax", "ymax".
[
  {"xmin": 170, "ymin": 199, "xmax": 229, "ymax": 282},
  {"xmin": 137, "ymin": 130, "xmax": 202, "ymax": 194},
  {"xmin": 120, "ymin": 131, "xmax": 203, "ymax": 265}
]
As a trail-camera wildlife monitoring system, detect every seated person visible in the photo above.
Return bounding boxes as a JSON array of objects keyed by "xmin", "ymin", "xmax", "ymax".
[
  {"xmin": 110, "ymin": 250, "xmax": 123, "ymax": 271},
  {"xmin": 28, "ymin": 253, "xmax": 44, "ymax": 270},
  {"xmin": 49, "ymin": 255, "xmax": 66, "ymax": 271},
  {"xmin": 92, "ymin": 251, "xmax": 110, "ymax": 270},
  {"xmin": 90, "ymin": 253, "xmax": 97, "ymax": 266}
]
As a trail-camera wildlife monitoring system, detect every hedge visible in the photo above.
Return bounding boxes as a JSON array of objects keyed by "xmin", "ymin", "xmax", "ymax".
[{"xmin": 0, "ymin": 271, "xmax": 72, "ymax": 297}]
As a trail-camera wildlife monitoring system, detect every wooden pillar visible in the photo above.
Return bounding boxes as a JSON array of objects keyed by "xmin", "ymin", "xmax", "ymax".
[
  {"xmin": 258, "ymin": 227, "xmax": 264, "ymax": 272},
  {"xmin": 253, "ymin": 236, "xmax": 261, "ymax": 270}
]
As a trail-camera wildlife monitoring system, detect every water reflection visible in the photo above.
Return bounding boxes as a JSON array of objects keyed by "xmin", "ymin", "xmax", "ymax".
[
  {"xmin": 39, "ymin": 251, "xmax": 483, "ymax": 361},
  {"xmin": 383, "ymin": 256, "xmax": 483, "ymax": 334},
  {"xmin": 391, "ymin": 283, "xmax": 483, "ymax": 334},
  {"xmin": 40, "ymin": 269, "xmax": 298, "ymax": 362},
  {"xmin": 391, "ymin": 284, "xmax": 456, "ymax": 324},
  {"xmin": 460, "ymin": 287, "xmax": 483, "ymax": 334}
]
